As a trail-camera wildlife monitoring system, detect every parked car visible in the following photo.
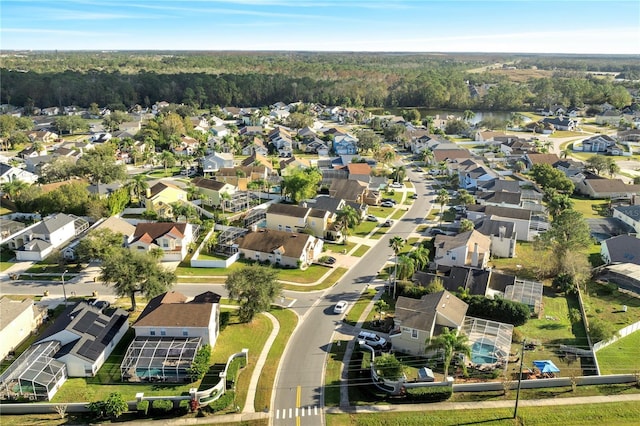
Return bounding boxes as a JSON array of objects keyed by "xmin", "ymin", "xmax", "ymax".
[
  {"xmin": 357, "ymin": 331, "xmax": 387, "ymax": 349},
  {"xmin": 381, "ymin": 198, "xmax": 396, "ymax": 204},
  {"xmin": 430, "ymin": 228, "xmax": 446, "ymax": 236},
  {"xmin": 365, "ymin": 214, "xmax": 378, "ymax": 222},
  {"xmin": 334, "ymin": 300, "xmax": 348, "ymax": 314},
  {"xmin": 381, "ymin": 201, "xmax": 395, "ymax": 208},
  {"xmin": 389, "ymin": 182, "xmax": 403, "ymax": 188},
  {"xmin": 321, "ymin": 256, "xmax": 336, "ymax": 265},
  {"xmin": 381, "ymin": 220, "xmax": 393, "ymax": 227},
  {"xmin": 410, "ymin": 193, "xmax": 418, "ymax": 199}
]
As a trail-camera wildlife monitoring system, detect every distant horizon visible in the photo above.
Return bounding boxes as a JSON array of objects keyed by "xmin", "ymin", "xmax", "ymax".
[{"xmin": 2, "ymin": 1, "xmax": 638, "ymax": 54}]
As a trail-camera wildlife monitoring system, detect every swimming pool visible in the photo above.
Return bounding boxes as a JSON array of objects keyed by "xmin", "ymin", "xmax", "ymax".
[{"xmin": 471, "ymin": 341, "xmax": 498, "ymax": 364}]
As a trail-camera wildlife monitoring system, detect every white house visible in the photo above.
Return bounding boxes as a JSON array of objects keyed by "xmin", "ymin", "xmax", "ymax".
[
  {"xmin": 129, "ymin": 222, "xmax": 195, "ymax": 262},
  {"xmin": 8, "ymin": 213, "xmax": 89, "ymax": 261},
  {"xmin": 235, "ymin": 228, "xmax": 324, "ymax": 268},
  {"xmin": 613, "ymin": 206, "xmax": 640, "ymax": 234},
  {"xmin": 35, "ymin": 302, "xmax": 129, "ymax": 377},
  {"xmin": 433, "ymin": 230, "xmax": 491, "ymax": 268},
  {"xmin": 0, "ymin": 297, "xmax": 47, "ymax": 361},
  {"xmin": 0, "ymin": 163, "xmax": 39, "ymax": 185}
]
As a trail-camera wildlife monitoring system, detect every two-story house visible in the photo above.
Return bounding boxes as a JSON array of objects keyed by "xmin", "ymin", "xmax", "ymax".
[
  {"xmin": 129, "ymin": 222, "xmax": 194, "ymax": 262},
  {"xmin": 144, "ymin": 182, "xmax": 188, "ymax": 218},
  {"xmin": 0, "ymin": 297, "xmax": 47, "ymax": 361},
  {"xmin": 433, "ymin": 230, "xmax": 491, "ymax": 268},
  {"xmin": 613, "ymin": 205, "xmax": 640, "ymax": 234}
]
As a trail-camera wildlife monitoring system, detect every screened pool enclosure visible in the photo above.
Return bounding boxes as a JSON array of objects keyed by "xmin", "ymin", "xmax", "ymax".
[{"xmin": 120, "ymin": 336, "xmax": 201, "ymax": 382}]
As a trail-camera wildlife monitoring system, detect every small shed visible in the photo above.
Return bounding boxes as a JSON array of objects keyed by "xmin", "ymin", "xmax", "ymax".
[{"xmin": 417, "ymin": 367, "xmax": 435, "ymax": 382}]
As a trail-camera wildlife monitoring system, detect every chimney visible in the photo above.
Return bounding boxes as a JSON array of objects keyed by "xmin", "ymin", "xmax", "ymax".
[
  {"xmin": 302, "ymin": 202, "xmax": 307, "ymax": 208},
  {"xmin": 145, "ymin": 187, "xmax": 151, "ymax": 198},
  {"xmin": 499, "ymin": 226, "xmax": 506, "ymax": 241},
  {"xmin": 251, "ymin": 224, "xmax": 258, "ymax": 233},
  {"xmin": 471, "ymin": 242, "xmax": 479, "ymax": 267}
]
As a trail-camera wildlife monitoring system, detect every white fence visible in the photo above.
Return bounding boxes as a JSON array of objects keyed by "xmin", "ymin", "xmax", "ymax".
[{"xmin": 593, "ymin": 320, "xmax": 640, "ymax": 352}]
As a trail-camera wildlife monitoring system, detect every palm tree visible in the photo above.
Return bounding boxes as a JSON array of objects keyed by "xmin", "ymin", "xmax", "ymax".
[
  {"xmin": 128, "ymin": 174, "xmax": 148, "ymax": 206},
  {"xmin": 425, "ymin": 327, "xmax": 472, "ymax": 380},
  {"xmin": 456, "ymin": 189, "xmax": 474, "ymax": 208},
  {"xmin": 389, "ymin": 236, "xmax": 405, "ymax": 299},
  {"xmin": 421, "ymin": 148, "xmax": 434, "ymax": 166},
  {"xmin": 1, "ymin": 179, "xmax": 29, "ymax": 201},
  {"xmin": 391, "ymin": 165, "xmax": 406, "ymax": 183},
  {"xmin": 335, "ymin": 205, "xmax": 360, "ymax": 244},
  {"xmin": 396, "ymin": 255, "xmax": 416, "ymax": 281},
  {"xmin": 435, "ymin": 189, "xmax": 450, "ymax": 226},
  {"xmin": 560, "ymin": 148, "xmax": 571, "ymax": 159},
  {"xmin": 607, "ymin": 159, "xmax": 620, "ymax": 177},
  {"xmin": 462, "ymin": 110, "xmax": 475, "ymax": 123},
  {"xmin": 374, "ymin": 299, "xmax": 389, "ymax": 322},
  {"xmin": 409, "ymin": 245, "xmax": 430, "ymax": 271},
  {"xmin": 159, "ymin": 150, "xmax": 176, "ymax": 177}
]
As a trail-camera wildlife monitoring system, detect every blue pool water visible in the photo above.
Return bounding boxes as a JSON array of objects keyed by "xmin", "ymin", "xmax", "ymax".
[{"xmin": 471, "ymin": 341, "xmax": 498, "ymax": 364}]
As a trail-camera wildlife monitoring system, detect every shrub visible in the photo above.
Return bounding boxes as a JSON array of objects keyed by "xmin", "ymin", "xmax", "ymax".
[
  {"xmin": 589, "ymin": 318, "xmax": 619, "ymax": 343},
  {"xmin": 464, "ymin": 295, "xmax": 530, "ymax": 326},
  {"xmin": 137, "ymin": 400, "xmax": 149, "ymax": 416},
  {"xmin": 511, "ymin": 328, "xmax": 524, "ymax": 344},
  {"xmin": 187, "ymin": 344, "xmax": 212, "ymax": 382},
  {"xmin": 219, "ymin": 311, "xmax": 231, "ymax": 331},
  {"xmin": 405, "ymin": 385, "xmax": 452, "ymax": 402},
  {"xmin": 208, "ymin": 391, "xmax": 235, "ymax": 412},
  {"xmin": 152, "ymin": 399, "xmax": 173, "ymax": 414}
]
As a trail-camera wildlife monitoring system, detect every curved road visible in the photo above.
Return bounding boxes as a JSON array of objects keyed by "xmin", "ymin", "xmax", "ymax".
[{"xmin": 271, "ymin": 165, "xmax": 433, "ymax": 425}]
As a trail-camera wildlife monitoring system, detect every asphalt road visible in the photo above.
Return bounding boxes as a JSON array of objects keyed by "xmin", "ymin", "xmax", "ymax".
[{"xmin": 271, "ymin": 165, "xmax": 434, "ymax": 425}]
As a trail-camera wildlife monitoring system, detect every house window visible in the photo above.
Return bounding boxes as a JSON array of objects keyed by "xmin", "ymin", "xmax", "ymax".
[
  {"xmin": 182, "ymin": 329, "xmax": 188, "ymax": 337},
  {"xmin": 278, "ymin": 224, "xmax": 283, "ymax": 231},
  {"xmin": 411, "ymin": 329, "xmax": 418, "ymax": 339},
  {"xmin": 163, "ymin": 241, "xmax": 169, "ymax": 248},
  {"xmin": 150, "ymin": 330, "xmax": 156, "ymax": 336},
  {"xmin": 285, "ymin": 226, "xmax": 292, "ymax": 232},
  {"xmin": 160, "ymin": 329, "xmax": 166, "ymax": 336}
]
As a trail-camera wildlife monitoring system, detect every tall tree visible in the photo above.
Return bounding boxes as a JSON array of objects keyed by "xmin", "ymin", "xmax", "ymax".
[
  {"xmin": 281, "ymin": 167, "xmax": 321, "ymax": 204},
  {"xmin": 356, "ymin": 129, "xmax": 382, "ymax": 153},
  {"xmin": 75, "ymin": 228, "xmax": 124, "ymax": 263},
  {"xmin": 159, "ymin": 150, "xmax": 176, "ymax": 176},
  {"xmin": 458, "ymin": 218, "xmax": 475, "ymax": 233},
  {"xmin": 435, "ymin": 189, "xmax": 450, "ymax": 225},
  {"xmin": 537, "ymin": 209, "xmax": 592, "ymax": 272},
  {"xmin": 396, "ymin": 254, "xmax": 416, "ymax": 281},
  {"xmin": 99, "ymin": 248, "xmax": 176, "ymax": 311},
  {"xmin": 389, "ymin": 236, "xmax": 405, "ymax": 299},
  {"xmin": 1, "ymin": 179, "xmax": 29, "ymax": 201},
  {"xmin": 75, "ymin": 143, "xmax": 126, "ymax": 194},
  {"xmin": 425, "ymin": 327, "xmax": 471, "ymax": 379},
  {"xmin": 127, "ymin": 173, "xmax": 149, "ymax": 206},
  {"xmin": 335, "ymin": 205, "xmax": 361, "ymax": 244},
  {"xmin": 225, "ymin": 264, "xmax": 281, "ymax": 323},
  {"xmin": 409, "ymin": 245, "xmax": 430, "ymax": 271}
]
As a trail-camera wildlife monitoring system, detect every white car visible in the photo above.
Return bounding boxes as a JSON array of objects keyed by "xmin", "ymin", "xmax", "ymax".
[
  {"xmin": 381, "ymin": 201, "xmax": 395, "ymax": 208},
  {"xmin": 389, "ymin": 182, "xmax": 403, "ymax": 188},
  {"xmin": 334, "ymin": 300, "xmax": 348, "ymax": 314}
]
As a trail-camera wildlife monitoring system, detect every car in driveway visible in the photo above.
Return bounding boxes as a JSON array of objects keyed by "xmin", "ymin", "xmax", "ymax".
[
  {"xmin": 321, "ymin": 256, "xmax": 336, "ymax": 265},
  {"xmin": 381, "ymin": 220, "xmax": 393, "ymax": 227},
  {"xmin": 389, "ymin": 182, "xmax": 403, "ymax": 188},
  {"xmin": 365, "ymin": 214, "xmax": 378, "ymax": 222},
  {"xmin": 357, "ymin": 331, "xmax": 387, "ymax": 349},
  {"xmin": 334, "ymin": 300, "xmax": 348, "ymax": 314},
  {"xmin": 410, "ymin": 193, "xmax": 418, "ymax": 199},
  {"xmin": 430, "ymin": 228, "xmax": 446, "ymax": 236},
  {"xmin": 381, "ymin": 201, "xmax": 395, "ymax": 208}
]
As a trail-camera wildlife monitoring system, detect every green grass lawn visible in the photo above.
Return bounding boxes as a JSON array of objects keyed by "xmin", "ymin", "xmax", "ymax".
[
  {"xmin": 489, "ymin": 242, "xmax": 542, "ymax": 280},
  {"xmin": 570, "ymin": 196, "xmax": 609, "ymax": 219},
  {"xmin": 176, "ymin": 261, "xmax": 329, "ymax": 284},
  {"xmin": 369, "ymin": 227, "xmax": 391, "ymax": 239},
  {"xmin": 254, "ymin": 307, "xmax": 298, "ymax": 411},
  {"xmin": 326, "ymin": 401, "xmax": 640, "ymax": 426},
  {"xmin": 390, "ymin": 209, "xmax": 407, "ymax": 220},
  {"xmin": 280, "ymin": 267, "xmax": 348, "ymax": 292},
  {"xmin": 351, "ymin": 245, "xmax": 370, "ymax": 257},
  {"xmin": 344, "ymin": 288, "xmax": 376, "ymax": 325},
  {"xmin": 325, "ymin": 241, "xmax": 357, "ymax": 254},
  {"xmin": 596, "ymin": 331, "xmax": 640, "ymax": 375},
  {"xmin": 582, "ymin": 281, "xmax": 640, "ymax": 328},
  {"xmin": 353, "ymin": 221, "xmax": 378, "ymax": 237},
  {"xmin": 325, "ymin": 339, "xmax": 349, "ymax": 406}
]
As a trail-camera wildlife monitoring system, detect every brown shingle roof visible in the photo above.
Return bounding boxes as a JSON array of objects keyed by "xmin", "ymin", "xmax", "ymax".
[
  {"xmin": 347, "ymin": 162, "xmax": 371, "ymax": 176},
  {"xmin": 395, "ymin": 291, "xmax": 468, "ymax": 332},
  {"xmin": 133, "ymin": 222, "xmax": 187, "ymax": 241},
  {"xmin": 236, "ymin": 229, "xmax": 312, "ymax": 258},
  {"xmin": 148, "ymin": 181, "xmax": 184, "ymax": 198},
  {"xmin": 134, "ymin": 291, "xmax": 215, "ymax": 328},
  {"xmin": 192, "ymin": 177, "xmax": 227, "ymax": 191},
  {"xmin": 527, "ymin": 153, "xmax": 560, "ymax": 166},
  {"xmin": 267, "ymin": 203, "xmax": 310, "ymax": 218},
  {"xmin": 433, "ymin": 149, "xmax": 471, "ymax": 162}
]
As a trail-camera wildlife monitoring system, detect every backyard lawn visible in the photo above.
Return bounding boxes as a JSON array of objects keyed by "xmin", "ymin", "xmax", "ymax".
[
  {"xmin": 596, "ymin": 331, "xmax": 640, "ymax": 375},
  {"xmin": 570, "ymin": 196, "xmax": 609, "ymax": 219}
]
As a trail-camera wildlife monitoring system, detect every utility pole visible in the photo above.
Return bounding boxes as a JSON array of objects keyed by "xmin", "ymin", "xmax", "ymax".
[
  {"xmin": 513, "ymin": 339, "xmax": 526, "ymax": 419},
  {"xmin": 61, "ymin": 269, "xmax": 69, "ymax": 304}
]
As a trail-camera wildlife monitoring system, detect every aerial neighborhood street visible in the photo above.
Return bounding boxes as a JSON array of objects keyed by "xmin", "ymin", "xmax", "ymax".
[{"xmin": 1, "ymin": 4, "xmax": 640, "ymax": 421}]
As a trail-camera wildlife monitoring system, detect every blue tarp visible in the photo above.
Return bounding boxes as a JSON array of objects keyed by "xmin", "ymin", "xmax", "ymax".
[{"xmin": 533, "ymin": 360, "xmax": 560, "ymax": 373}]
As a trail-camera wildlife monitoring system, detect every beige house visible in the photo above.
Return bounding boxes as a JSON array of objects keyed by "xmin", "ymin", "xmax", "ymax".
[
  {"xmin": 144, "ymin": 182, "xmax": 188, "ymax": 218},
  {"xmin": 235, "ymin": 228, "xmax": 323, "ymax": 268},
  {"xmin": 0, "ymin": 298, "xmax": 47, "ymax": 361},
  {"xmin": 329, "ymin": 178, "xmax": 380, "ymax": 206},
  {"xmin": 265, "ymin": 203, "xmax": 331, "ymax": 239},
  {"xmin": 389, "ymin": 291, "xmax": 468, "ymax": 356},
  {"xmin": 434, "ymin": 230, "xmax": 491, "ymax": 268},
  {"xmin": 191, "ymin": 177, "xmax": 236, "ymax": 207}
]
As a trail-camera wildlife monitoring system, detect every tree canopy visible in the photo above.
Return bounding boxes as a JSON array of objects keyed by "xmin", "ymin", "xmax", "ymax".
[
  {"xmin": 225, "ymin": 264, "xmax": 281, "ymax": 323},
  {"xmin": 99, "ymin": 248, "xmax": 176, "ymax": 311},
  {"xmin": 529, "ymin": 163, "xmax": 574, "ymax": 193},
  {"xmin": 281, "ymin": 167, "xmax": 321, "ymax": 204}
]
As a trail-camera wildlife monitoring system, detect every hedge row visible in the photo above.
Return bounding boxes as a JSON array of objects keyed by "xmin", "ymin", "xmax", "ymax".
[{"xmin": 405, "ymin": 385, "xmax": 452, "ymax": 402}]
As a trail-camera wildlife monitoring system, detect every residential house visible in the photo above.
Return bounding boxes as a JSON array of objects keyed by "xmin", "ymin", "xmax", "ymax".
[
  {"xmin": 8, "ymin": 213, "xmax": 89, "ymax": 261},
  {"xmin": 132, "ymin": 290, "xmax": 220, "ymax": 346},
  {"xmin": 266, "ymin": 203, "xmax": 331, "ymax": 239},
  {"xmin": 240, "ymin": 152, "xmax": 275, "ymax": 173},
  {"xmin": 172, "ymin": 135, "xmax": 200, "ymax": 156},
  {"xmin": 235, "ymin": 228, "xmax": 323, "ymax": 268},
  {"xmin": 477, "ymin": 179, "xmax": 521, "ymax": 194},
  {"xmin": 332, "ymin": 134, "xmax": 358, "ymax": 155},
  {"xmin": 433, "ymin": 230, "xmax": 491, "ymax": 268},
  {"xmin": 18, "ymin": 145, "xmax": 48, "ymax": 159},
  {"xmin": 201, "ymin": 152, "xmax": 234, "ymax": 175},
  {"xmin": 0, "ymin": 162, "xmax": 39, "ymax": 184},
  {"xmin": 64, "ymin": 216, "xmax": 136, "ymax": 261},
  {"xmin": 553, "ymin": 159, "xmax": 584, "ymax": 178},
  {"xmin": 476, "ymin": 219, "xmax": 517, "ymax": 258},
  {"xmin": 239, "ymin": 126, "xmax": 263, "ymax": 137},
  {"xmin": 26, "ymin": 130, "xmax": 59, "ymax": 144},
  {"xmin": 476, "ymin": 191, "xmax": 522, "ymax": 208},
  {"xmin": 389, "ymin": 291, "xmax": 468, "ymax": 356},
  {"xmin": 475, "ymin": 130, "xmax": 507, "ymax": 143},
  {"xmin": 241, "ymin": 136, "xmax": 269, "ymax": 156},
  {"xmin": 498, "ymin": 138, "xmax": 536, "ymax": 157},
  {"xmin": 409, "ymin": 134, "xmax": 435, "ymax": 154},
  {"xmin": 280, "ymin": 156, "xmax": 311, "ymax": 177},
  {"xmin": 144, "ymin": 182, "xmax": 188, "ymax": 218},
  {"xmin": 601, "ymin": 235, "xmax": 640, "ymax": 266},
  {"xmin": 346, "ymin": 162, "xmax": 371, "ymax": 183},
  {"xmin": 268, "ymin": 127, "xmax": 294, "ymax": 157},
  {"xmin": 35, "ymin": 302, "xmax": 129, "ymax": 377},
  {"xmin": 210, "ymin": 126, "xmax": 229, "ymax": 138},
  {"xmin": 595, "ymin": 110, "xmax": 623, "ymax": 125},
  {"xmin": 329, "ymin": 178, "xmax": 380, "ymax": 206},
  {"xmin": 524, "ymin": 153, "xmax": 561, "ymax": 170},
  {"xmin": 613, "ymin": 205, "xmax": 640, "ymax": 234},
  {"xmin": 433, "ymin": 149, "xmax": 472, "ymax": 164},
  {"xmin": 0, "ymin": 297, "xmax": 47, "ymax": 361},
  {"xmin": 129, "ymin": 222, "xmax": 194, "ymax": 262},
  {"xmin": 541, "ymin": 116, "xmax": 577, "ymax": 131},
  {"xmin": 466, "ymin": 205, "xmax": 533, "ymax": 241},
  {"xmin": 215, "ymin": 165, "xmax": 269, "ymax": 191},
  {"xmin": 191, "ymin": 177, "xmax": 236, "ymax": 207},
  {"xmin": 573, "ymin": 175, "xmax": 640, "ymax": 199},
  {"xmin": 456, "ymin": 159, "xmax": 499, "ymax": 189},
  {"xmin": 88, "ymin": 133, "xmax": 112, "ymax": 143},
  {"xmin": 574, "ymin": 134, "xmax": 616, "ymax": 152}
]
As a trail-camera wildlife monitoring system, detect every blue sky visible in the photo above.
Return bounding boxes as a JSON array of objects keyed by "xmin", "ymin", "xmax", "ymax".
[{"xmin": 1, "ymin": 0, "xmax": 639, "ymax": 54}]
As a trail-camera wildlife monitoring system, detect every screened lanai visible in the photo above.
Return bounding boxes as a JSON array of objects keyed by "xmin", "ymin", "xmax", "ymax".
[
  {"xmin": 0, "ymin": 340, "xmax": 67, "ymax": 401},
  {"xmin": 120, "ymin": 336, "xmax": 201, "ymax": 382},
  {"xmin": 462, "ymin": 317, "xmax": 513, "ymax": 369},
  {"xmin": 504, "ymin": 279, "xmax": 543, "ymax": 314}
]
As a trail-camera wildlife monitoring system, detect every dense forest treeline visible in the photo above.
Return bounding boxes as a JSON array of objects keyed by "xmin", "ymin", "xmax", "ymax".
[{"xmin": 1, "ymin": 51, "xmax": 638, "ymax": 110}]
